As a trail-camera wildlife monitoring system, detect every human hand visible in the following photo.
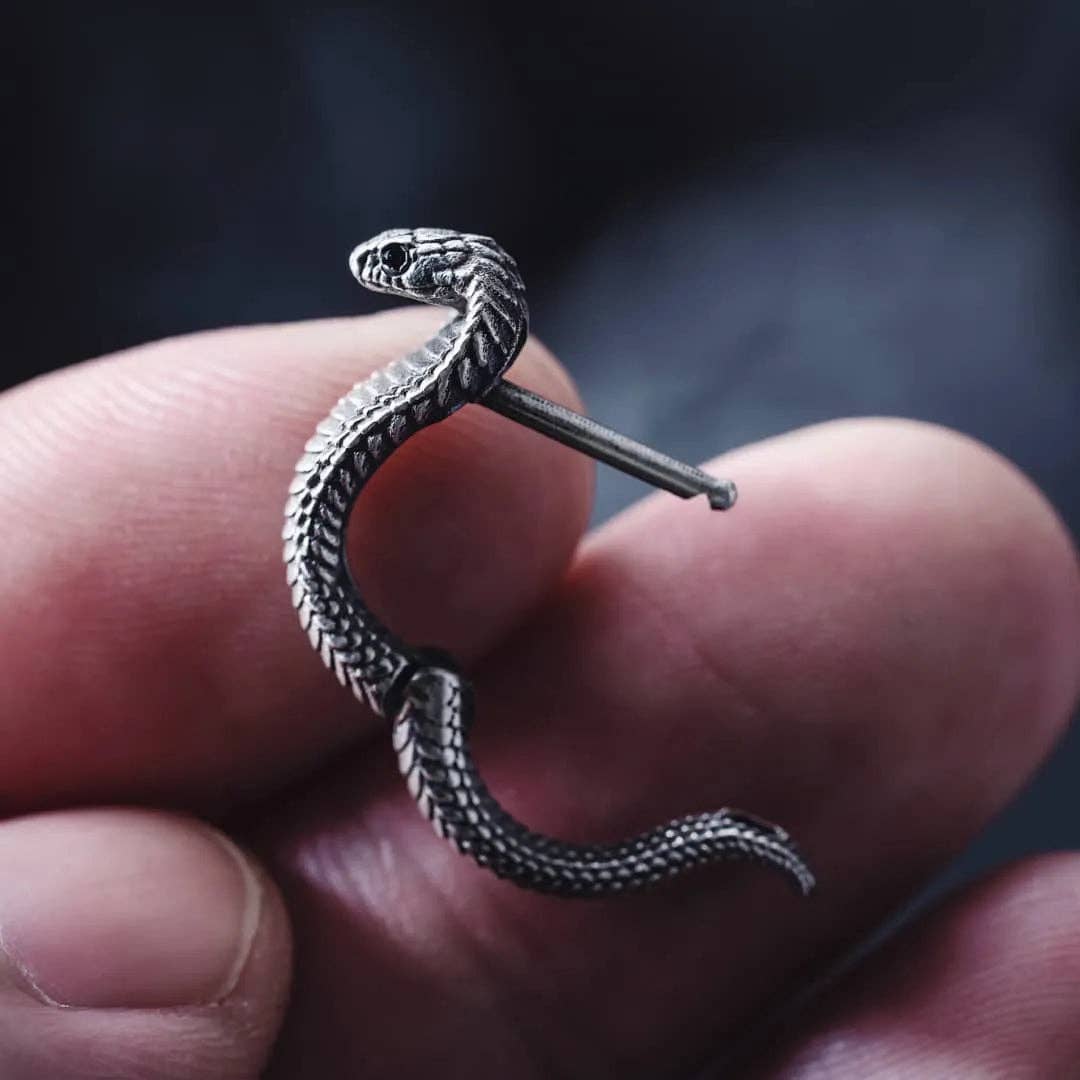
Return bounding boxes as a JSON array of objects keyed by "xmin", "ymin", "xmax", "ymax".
[{"xmin": 1, "ymin": 312, "xmax": 1077, "ymax": 1078}]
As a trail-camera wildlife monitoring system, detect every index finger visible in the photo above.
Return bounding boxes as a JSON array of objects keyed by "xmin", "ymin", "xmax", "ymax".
[{"xmin": 0, "ymin": 313, "xmax": 592, "ymax": 811}]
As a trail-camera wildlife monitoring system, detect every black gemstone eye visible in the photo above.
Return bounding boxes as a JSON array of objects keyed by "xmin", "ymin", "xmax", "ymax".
[{"xmin": 379, "ymin": 242, "xmax": 411, "ymax": 274}]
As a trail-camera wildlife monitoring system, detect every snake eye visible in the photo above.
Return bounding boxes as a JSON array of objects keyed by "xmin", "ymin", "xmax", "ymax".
[{"xmin": 379, "ymin": 242, "xmax": 411, "ymax": 274}]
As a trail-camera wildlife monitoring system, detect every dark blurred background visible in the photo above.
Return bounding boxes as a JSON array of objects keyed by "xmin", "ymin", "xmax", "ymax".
[{"xmin": 19, "ymin": 3, "xmax": 1080, "ymax": 893}]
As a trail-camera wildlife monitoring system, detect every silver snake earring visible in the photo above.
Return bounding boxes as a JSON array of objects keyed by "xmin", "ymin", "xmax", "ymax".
[{"xmin": 283, "ymin": 228, "xmax": 815, "ymax": 898}]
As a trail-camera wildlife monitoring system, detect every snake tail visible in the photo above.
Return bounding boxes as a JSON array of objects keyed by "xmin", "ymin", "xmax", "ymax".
[{"xmin": 394, "ymin": 663, "xmax": 815, "ymax": 896}]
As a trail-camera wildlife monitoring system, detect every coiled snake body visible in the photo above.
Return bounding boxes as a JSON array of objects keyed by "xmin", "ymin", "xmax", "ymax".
[{"xmin": 283, "ymin": 228, "xmax": 814, "ymax": 897}]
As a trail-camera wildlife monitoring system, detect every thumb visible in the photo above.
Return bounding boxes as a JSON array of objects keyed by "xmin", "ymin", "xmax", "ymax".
[{"xmin": 0, "ymin": 809, "xmax": 290, "ymax": 1080}]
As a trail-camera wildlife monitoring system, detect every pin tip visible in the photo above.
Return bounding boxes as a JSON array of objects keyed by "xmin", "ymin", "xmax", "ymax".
[{"xmin": 707, "ymin": 480, "xmax": 738, "ymax": 511}]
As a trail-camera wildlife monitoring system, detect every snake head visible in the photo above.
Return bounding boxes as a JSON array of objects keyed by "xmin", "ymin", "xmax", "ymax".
[{"xmin": 349, "ymin": 228, "xmax": 523, "ymax": 312}]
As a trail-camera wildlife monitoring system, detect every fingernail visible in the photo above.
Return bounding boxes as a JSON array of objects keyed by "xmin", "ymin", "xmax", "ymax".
[{"xmin": 0, "ymin": 810, "xmax": 263, "ymax": 1009}]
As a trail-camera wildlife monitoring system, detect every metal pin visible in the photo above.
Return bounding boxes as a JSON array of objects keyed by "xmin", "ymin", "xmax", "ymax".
[{"xmin": 482, "ymin": 380, "xmax": 737, "ymax": 510}]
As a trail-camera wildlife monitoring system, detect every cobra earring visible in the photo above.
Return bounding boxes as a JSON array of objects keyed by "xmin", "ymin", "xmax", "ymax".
[{"xmin": 284, "ymin": 228, "xmax": 815, "ymax": 898}]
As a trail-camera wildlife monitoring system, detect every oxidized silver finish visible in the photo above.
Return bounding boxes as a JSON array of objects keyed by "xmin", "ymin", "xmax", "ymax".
[{"xmin": 284, "ymin": 227, "xmax": 815, "ymax": 897}]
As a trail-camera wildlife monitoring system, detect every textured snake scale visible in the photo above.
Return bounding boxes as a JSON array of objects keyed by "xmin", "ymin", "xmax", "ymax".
[{"xmin": 283, "ymin": 228, "xmax": 815, "ymax": 897}]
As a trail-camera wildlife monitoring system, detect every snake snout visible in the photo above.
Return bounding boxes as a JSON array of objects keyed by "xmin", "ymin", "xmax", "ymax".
[
  {"xmin": 347, "ymin": 243, "xmax": 374, "ymax": 283},
  {"xmin": 349, "ymin": 228, "xmax": 418, "ymax": 291}
]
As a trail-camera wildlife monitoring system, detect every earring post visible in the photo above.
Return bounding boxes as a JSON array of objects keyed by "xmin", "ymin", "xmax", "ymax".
[{"xmin": 481, "ymin": 380, "xmax": 736, "ymax": 510}]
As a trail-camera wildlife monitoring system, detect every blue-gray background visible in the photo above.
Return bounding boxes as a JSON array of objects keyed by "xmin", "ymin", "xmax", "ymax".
[{"xmin": 19, "ymin": 3, "xmax": 1079, "ymax": 898}]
